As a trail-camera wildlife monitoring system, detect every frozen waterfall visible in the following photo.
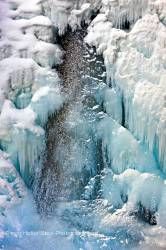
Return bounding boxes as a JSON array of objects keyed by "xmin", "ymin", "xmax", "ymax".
[{"xmin": 0, "ymin": 0, "xmax": 166, "ymax": 250}]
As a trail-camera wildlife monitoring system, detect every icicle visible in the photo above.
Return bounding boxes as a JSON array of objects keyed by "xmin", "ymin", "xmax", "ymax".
[
  {"xmin": 30, "ymin": 86, "xmax": 64, "ymax": 126},
  {"xmin": 97, "ymin": 117, "xmax": 159, "ymax": 175}
]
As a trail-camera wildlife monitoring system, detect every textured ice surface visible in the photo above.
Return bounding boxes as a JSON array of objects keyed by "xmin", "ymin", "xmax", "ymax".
[
  {"xmin": 0, "ymin": 150, "xmax": 25, "ymax": 216},
  {"xmin": 43, "ymin": 0, "xmax": 102, "ymax": 34},
  {"xmin": 84, "ymin": 0, "xmax": 166, "ymax": 241},
  {"xmin": 97, "ymin": 117, "xmax": 159, "ymax": 175},
  {"xmin": 0, "ymin": 0, "xmax": 64, "ymax": 186},
  {"xmin": 0, "ymin": 0, "xmax": 166, "ymax": 249},
  {"xmin": 86, "ymin": 0, "xmax": 166, "ymax": 174}
]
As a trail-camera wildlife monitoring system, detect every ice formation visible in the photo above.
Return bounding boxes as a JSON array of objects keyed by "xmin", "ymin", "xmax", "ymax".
[
  {"xmin": 0, "ymin": 0, "xmax": 64, "ymax": 187},
  {"xmin": 0, "ymin": 150, "xmax": 25, "ymax": 219},
  {"xmin": 97, "ymin": 116, "xmax": 159, "ymax": 175},
  {"xmin": 0, "ymin": 0, "xmax": 166, "ymax": 249},
  {"xmin": 43, "ymin": 0, "xmax": 102, "ymax": 34},
  {"xmin": 83, "ymin": 0, "xmax": 166, "ymax": 239},
  {"xmin": 85, "ymin": 0, "xmax": 166, "ymax": 174}
]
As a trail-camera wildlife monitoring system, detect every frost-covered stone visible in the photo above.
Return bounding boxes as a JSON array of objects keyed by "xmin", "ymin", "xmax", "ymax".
[
  {"xmin": 9, "ymin": 0, "xmax": 42, "ymax": 19},
  {"xmin": 26, "ymin": 16, "xmax": 54, "ymax": 42},
  {"xmin": 0, "ymin": 43, "xmax": 12, "ymax": 60},
  {"xmin": 0, "ymin": 58, "xmax": 37, "ymax": 107}
]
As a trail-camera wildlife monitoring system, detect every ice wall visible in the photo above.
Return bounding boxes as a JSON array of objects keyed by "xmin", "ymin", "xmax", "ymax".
[
  {"xmin": 0, "ymin": 0, "xmax": 64, "ymax": 187},
  {"xmin": 0, "ymin": 0, "xmax": 166, "ymax": 247},
  {"xmin": 96, "ymin": 117, "xmax": 166, "ymax": 222},
  {"xmin": 42, "ymin": 0, "xmax": 102, "ymax": 34},
  {"xmin": 85, "ymin": 0, "xmax": 166, "ymax": 174},
  {"xmin": 83, "ymin": 0, "xmax": 166, "ymax": 230},
  {"xmin": 97, "ymin": 117, "xmax": 159, "ymax": 175},
  {"xmin": 101, "ymin": 0, "xmax": 149, "ymax": 28}
]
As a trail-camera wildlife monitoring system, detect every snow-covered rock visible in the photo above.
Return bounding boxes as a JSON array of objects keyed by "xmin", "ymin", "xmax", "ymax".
[{"xmin": 101, "ymin": 168, "xmax": 166, "ymax": 223}]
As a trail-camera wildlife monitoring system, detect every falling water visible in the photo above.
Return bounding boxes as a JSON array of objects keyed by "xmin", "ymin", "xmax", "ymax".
[
  {"xmin": 35, "ymin": 29, "xmax": 106, "ymax": 215},
  {"xmin": 31, "ymin": 28, "xmax": 149, "ymax": 250}
]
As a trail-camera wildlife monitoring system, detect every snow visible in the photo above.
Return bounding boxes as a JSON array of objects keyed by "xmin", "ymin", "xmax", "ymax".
[
  {"xmin": 0, "ymin": 0, "xmax": 64, "ymax": 187},
  {"xmin": 32, "ymin": 41, "xmax": 63, "ymax": 68},
  {"xmin": 0, "ymin": 0, "xmax": 166, "ymax": 248},
  {"xmin": 86, "ymin": 0, "xmax": 166, "ymax": 174},
  {"xmin": 30, "ymin": 86, "xmax": 64, "ymax": 125}
]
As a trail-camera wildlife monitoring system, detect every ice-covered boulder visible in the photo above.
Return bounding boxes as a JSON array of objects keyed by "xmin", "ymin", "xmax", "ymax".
[
  {"xmin": 25, "ymin": 15, "xmax": 54, "ymax": 42},
  {"xmin": 30, "ymin": 86, "xmax": 64, "ymax": 125},
  {"xmin": 8, "ymin": 0, "xmax": 42, "ymax": 19},
  {"xmin": 0, "ymin": 42, "xmax": 13, "ymax": 61}
]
